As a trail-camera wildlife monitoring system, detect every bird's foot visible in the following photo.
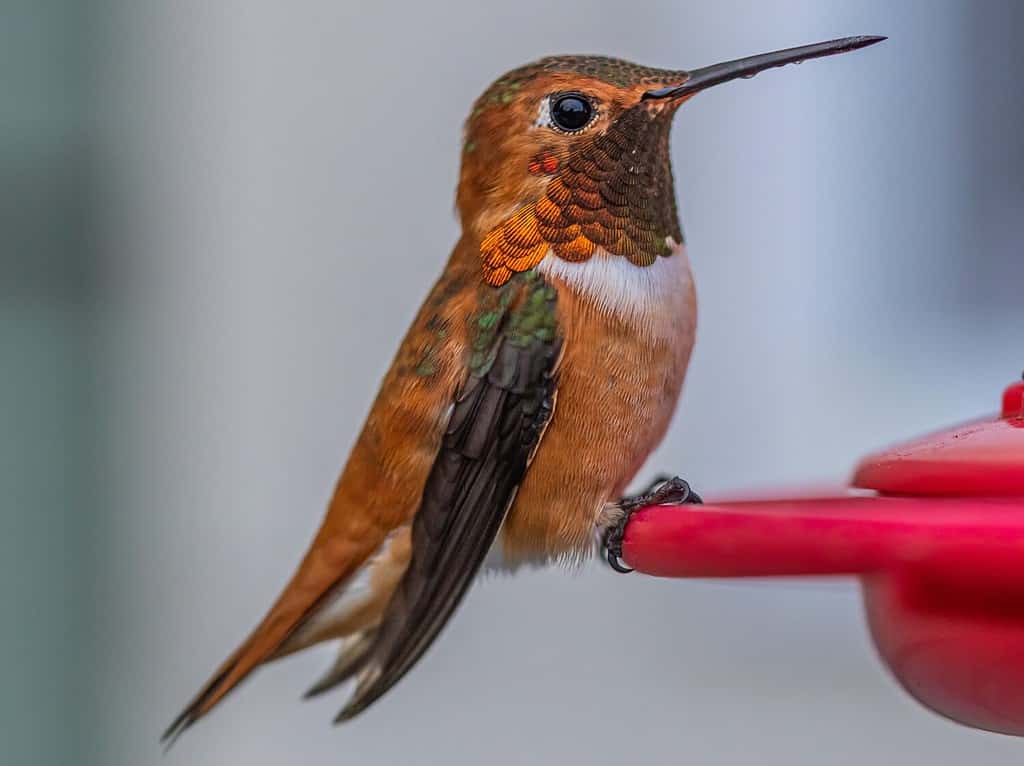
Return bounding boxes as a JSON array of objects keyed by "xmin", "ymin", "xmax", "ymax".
[{"xmin": 602, "ymin": 475, "xmax": 702, "ymax": 574}]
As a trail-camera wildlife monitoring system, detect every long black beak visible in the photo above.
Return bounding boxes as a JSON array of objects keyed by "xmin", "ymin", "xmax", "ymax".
[{"xmin": 643, "ymin": 35, "xmax": 886, "ymax": 100}]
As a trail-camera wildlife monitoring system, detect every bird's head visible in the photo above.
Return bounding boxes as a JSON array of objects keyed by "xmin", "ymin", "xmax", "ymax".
[{"xmin": 457, "ymin": 37, "xmax": 884, "ymax": 286}]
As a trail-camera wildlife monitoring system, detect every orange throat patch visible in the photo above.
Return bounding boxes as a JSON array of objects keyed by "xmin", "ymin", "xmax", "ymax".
[{"xmin": 480, "ymin": 103, "xmax": 683, "ymax": 286}]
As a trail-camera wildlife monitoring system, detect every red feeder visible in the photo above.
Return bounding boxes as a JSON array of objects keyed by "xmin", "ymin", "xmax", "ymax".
[{"xmin": 622, "ymin": 376, "xmax": 1024, "ymax": 735}]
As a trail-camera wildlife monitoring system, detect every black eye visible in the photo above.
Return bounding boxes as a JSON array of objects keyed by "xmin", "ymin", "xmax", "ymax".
[{"xmin": 550, "ymin": 93, "xmax": 593, "ymax": 132}]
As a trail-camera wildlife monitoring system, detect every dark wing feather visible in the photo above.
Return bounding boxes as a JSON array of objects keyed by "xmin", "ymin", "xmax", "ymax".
[{"xmin": 335, "ymin": 281, "xmax": 562, "ymax": 721}]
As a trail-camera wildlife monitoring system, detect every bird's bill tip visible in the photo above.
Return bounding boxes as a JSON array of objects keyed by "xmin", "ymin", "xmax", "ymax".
[{"xmin": 643, "ymin": 35, "xmax": 887, "ymax": 100}]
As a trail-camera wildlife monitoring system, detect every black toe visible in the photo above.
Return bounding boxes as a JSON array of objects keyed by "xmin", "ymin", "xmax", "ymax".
[{"xmin": 602, "ymin": 475, "xmax": 702, "ymax": 574}]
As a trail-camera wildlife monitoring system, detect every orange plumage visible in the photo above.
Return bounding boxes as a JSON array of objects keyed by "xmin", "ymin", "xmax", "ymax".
[
  {"xmin": 162, "ymin": 55, "xmax": 710, "ymax": 740},
  {"xmin": 166, "ymin": 35, "xmax": 884, "ymax": 740}
]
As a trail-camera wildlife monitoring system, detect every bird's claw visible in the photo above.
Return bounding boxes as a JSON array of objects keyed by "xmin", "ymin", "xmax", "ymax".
[
  {"xmin": 605, "ymin": 532, "xmax": 634, "ymax": 573},
  {"xmin": 634, "ymin": 475, "xmax": 703, "ymax": 508},
  {"xmin": 602, "ymin": 476, "xmax": 702, "ymax": 574}
]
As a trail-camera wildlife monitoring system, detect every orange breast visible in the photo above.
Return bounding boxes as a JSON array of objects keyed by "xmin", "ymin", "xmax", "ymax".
[{"xmin": 500, "ymin": 255, "xmax": 697, "ymax": 562}]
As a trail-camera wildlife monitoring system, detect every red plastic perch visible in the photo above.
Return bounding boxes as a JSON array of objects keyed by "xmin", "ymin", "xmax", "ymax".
[{"xmin": 621, "ymin": 379, "xmax": 1024, "ymax": 736}]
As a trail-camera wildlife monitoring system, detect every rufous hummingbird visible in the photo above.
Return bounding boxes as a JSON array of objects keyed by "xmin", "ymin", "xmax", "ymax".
[{"xmin": 164, "ymin": 35, "xmax": 884, "ymax": 742}]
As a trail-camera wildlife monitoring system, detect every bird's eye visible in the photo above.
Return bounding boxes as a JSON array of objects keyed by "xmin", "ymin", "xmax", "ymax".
[{"xmin": 549, "ymin": 93, "xmax": 594, "ymax": 132}]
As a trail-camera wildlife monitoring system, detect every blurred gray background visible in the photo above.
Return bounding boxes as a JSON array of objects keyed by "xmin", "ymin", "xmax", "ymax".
[{"xmin": 4, "ymin": 1, "xmax": 1023, "ymax": 764}]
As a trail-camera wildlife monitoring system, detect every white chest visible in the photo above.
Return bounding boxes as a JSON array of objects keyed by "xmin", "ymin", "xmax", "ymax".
[{"xmin": 536, "ymin": 241, "xmax": 696, "ymax": 339}]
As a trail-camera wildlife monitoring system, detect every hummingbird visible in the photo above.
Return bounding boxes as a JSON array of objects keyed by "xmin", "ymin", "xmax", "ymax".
[{"xmin": 164, "ymin": 35, "xmax": 884, "ymax": 742}]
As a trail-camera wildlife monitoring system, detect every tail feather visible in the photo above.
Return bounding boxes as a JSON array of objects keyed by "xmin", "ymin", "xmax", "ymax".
[
  {"xmin": 161, "ymin": 641, "xmax": 252, "ymax": 747},
  {"xmin": 163, "ymin": 525, "xmax": 410, "ymax": 745},
  {"xmin": 161, "ymin": 584, "xmax": 340, "ymax": 746},
  {"xmin": 303, "ymin": 630, "xmax": 378, "ymax": 699},
  {"xmin": 161, "ymin": 604, "xmax": 327, "ymax": 747}
]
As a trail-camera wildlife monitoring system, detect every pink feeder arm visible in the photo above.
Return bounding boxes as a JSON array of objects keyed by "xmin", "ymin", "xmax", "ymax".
[{"xmin": 621, "ymin": 378, "xmax": 1024, "ymax": 735}]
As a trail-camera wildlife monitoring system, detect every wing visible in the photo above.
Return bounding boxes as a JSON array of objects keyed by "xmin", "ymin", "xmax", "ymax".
[
  {"xmin": 163, "ymin": 255, "xmax": 481, "ymax": 744},
  {"xmin": 335, "ymin": 271, "xmax": 563, "ymax": 721}
]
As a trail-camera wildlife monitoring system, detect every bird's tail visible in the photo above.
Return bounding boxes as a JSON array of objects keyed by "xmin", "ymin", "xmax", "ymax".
[
  {"xmin": 162, "ymin": 523, "xmax": 407, "ymax": 746},
  {"xmin": 303, "ymin": 629, "xmax": 378, "ymax": 699},
  {"xmin": 160, "ymin": 571, "xmax": 350, "ymax": 747},
  {"xmin": 161, "ymin": 634, "xmax": 262, "ymax": 748},
  {"xmin": 163, "ymin": 623, "xmax": 379, "ymax": 747}
]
